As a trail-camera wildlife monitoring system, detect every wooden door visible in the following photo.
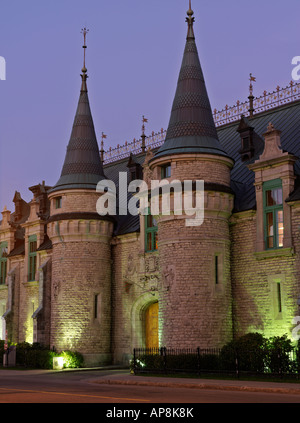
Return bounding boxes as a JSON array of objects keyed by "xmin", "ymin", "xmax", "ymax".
[{"xmin": 145, "ymin": 302, "xmax": 159, "ymax": 349}]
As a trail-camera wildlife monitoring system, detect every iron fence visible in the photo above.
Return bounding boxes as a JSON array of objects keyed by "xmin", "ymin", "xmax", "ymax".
[{"xmin": 132, "ymin": 347, "xmax": 300, "ymax": 379}]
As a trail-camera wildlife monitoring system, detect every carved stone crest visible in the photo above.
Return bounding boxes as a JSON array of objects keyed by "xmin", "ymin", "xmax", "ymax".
[{"xmin": 145, "ymin": 255, "xmax": 159, "ymax": 273}]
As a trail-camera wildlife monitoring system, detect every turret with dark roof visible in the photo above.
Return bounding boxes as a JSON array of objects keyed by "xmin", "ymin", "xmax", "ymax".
[
  {"xmin": 154, "ymin": 2, "xmax": 231, "ymax": 160},
  {"xmin": 50, "ymin": 36, "xmax": 105, "ymax": 193}
]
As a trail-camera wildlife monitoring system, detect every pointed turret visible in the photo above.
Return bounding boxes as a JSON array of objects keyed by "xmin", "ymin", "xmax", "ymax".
[
  {"xmin": 50, "ymin": 29, "xmax": 105, "ymax": 193},
  {"xmin": 154, "ymin": 2, "xmax": 230, "ymax": 160}
]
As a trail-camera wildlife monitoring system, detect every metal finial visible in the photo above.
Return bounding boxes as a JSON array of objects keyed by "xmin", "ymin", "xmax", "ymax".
[
  {"xmin": 81, "ymin": 27, "xmax": 89, "ymax": 72},
  {"xmin": 141, "ymin": 116, "xmax": 148, "ymax": 153},
  {"xmin": 249, "ymin": 73, "xmax": 256, "ymax": 96},
  {"xmin": 142, "ymin": 116, "xmax": 148, "ymax": 135},
  {"xmin": 248, "ymin": 74, "xmax": 256, "ymax": 118},
  {"xmin": 186, "ymin": 0, "xmax": 195, "ymax": 39},
  {"xmin": 100, "ymin": 132, "xmax": 106, "ymax": 163}
]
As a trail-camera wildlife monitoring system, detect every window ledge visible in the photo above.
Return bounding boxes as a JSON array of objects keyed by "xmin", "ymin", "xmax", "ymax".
[{"xmin": 254, "ymin": 247, "xmax": 294, "ymax": 260}]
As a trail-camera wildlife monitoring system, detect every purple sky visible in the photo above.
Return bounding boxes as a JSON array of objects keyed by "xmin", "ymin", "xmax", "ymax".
[{"xmin": 0, "ymin": 0, "xmax": 299, "ymax": 213}]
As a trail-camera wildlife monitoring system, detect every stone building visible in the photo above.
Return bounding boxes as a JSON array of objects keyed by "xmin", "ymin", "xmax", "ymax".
[{"xmin": 1, "ymin": 4, "xmax": 300, "ymax": 366}]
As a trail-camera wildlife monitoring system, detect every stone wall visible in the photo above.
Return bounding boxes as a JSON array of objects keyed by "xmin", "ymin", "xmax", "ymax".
[
  {"xmin": 230, "ymin": 210, "xmax": 298, "ymax": 340},
  {"xmin": 111, "ymin": 231, "xmax": 159, "ymax": 364}
]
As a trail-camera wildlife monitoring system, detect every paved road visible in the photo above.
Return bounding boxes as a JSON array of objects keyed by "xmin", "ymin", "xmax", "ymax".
[{"xmin": 0, "ymin": 369, "xmax": 300, "ymax": 407}]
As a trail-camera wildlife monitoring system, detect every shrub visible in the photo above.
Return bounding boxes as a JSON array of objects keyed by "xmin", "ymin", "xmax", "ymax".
[
  {"xmin": 15, "ymin": 342, "xmax": 56, "ymax": 369},
  {"xmin": 13, "ymin": 343, "xmax": 83, "ymax": 369},
  {"xmin": 264, "ymin": 334, "xmax": 295, "ymax": 374},
  {"xmin": 220, "ymin": 333, "xmax": 266, "ymax": 373},
  {"xmin": 59, "ymin": 350, "xmax": 84, "ymax": 368}
]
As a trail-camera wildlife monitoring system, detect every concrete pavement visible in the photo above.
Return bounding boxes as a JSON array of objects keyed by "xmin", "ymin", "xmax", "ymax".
[
  {"xmin": 2, "ymin": 366, "xmax": 300, "ymax": 397},
  {"xmin": 91, "ymin": 369, "xmax": 300, "ymax": 396}
]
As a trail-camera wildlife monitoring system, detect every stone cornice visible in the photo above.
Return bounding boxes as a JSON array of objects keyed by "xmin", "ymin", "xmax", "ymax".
[{"xmin": 47, "ymin": 212, "xmax": 115, "ymax": 224}]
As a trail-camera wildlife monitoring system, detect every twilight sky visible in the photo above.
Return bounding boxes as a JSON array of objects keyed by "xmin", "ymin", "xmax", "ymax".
[{"xmin": 0, "ymin": 0, "xmax": 299, "ymax": 213}]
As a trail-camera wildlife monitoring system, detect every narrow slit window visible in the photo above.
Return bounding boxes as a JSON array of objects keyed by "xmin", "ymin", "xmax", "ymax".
[
  {"xmin": 94, "ymin": 294, "xmax": 99, "ymax": 319},
  {"xmin": 277, "ymin": 283, "xmax": 282, "ymax": 313},
  {"xmin": 55, "ymin": 197, "xmax": 62, "ymax": 209},
  {"xmin": 28, "ymin": 236, "xmax": 37, "ymax": 282},
  {"xmin": 215, "ymin": 255, "xmax": 219, "ymax": 285},
  {"xmin": 161, "ymin": 164, "xmax": 171, "ymax": 179}
]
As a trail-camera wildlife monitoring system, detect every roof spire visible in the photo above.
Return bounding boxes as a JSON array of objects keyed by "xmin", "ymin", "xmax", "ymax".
[
  {"xmin": 186, "ymin": 0, "xmax": 195, "ymax": 39},
  {"xmin": 141, "ymin": 116, "xmax": 148, "ymax": 153},
  {"xmin": 49, "ymin": 27, "xmax": 106, "ymax": 194},
  {"xmin": 154, "ymin": 2, "xmax": 232, "ymax": 161},
  {"xmin": 249, "ymin": 73, "xmax": 256, "ymax": 118},
  {"xmin": 80, "ymin": 27, "xmax": 89, "ymax": 91}
]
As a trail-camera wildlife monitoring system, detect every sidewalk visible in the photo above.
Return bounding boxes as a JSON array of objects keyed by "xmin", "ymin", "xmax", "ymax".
[
  {"xmin": 2, "ymin": 366, "xmax": 300, "ymax": 396},
  {"xmin": 93, "ymin": 370, "xmax": 300, "ymax": 396}
]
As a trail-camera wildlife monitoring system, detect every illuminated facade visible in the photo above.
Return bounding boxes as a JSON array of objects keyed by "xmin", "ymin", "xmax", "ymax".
[{"xmin": 1, "ymin": 5, "xmax": 300, "ymax": 366}]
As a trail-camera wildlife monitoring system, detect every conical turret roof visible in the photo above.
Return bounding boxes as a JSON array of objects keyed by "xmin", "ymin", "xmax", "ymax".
[
  {"xmin": 50, "ymin": 65, "xmax": 105, "ymax": 193},
  {"xmin": 154, "ymin": 3, "xmax": 231, "ymax": 160}
]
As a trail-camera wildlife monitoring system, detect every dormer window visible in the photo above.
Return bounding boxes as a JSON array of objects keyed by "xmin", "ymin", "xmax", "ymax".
[
  {"xmin": 127, "ymin": 154, "xmax": 141, "ymax": 182},
  {"xmin": 242, "ymin": 136, "xmax": 250, "ymax": 151},
  {"xmin": 237, "ymin": 115, "xmax": 255, "ymax": 162},
  {"xmin": 130, "ymin": 169, "xmax": 137, "ymax": 182}
]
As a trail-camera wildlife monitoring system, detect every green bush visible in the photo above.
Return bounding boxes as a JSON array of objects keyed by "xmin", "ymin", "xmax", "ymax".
[
  {"xmin": 59, "ymin": 350, "xmax": 84, "ymax": 368},
  {"xmin": 264, "ymin": 335, "xmax": 295, "ymax": 374},
  {"xmin": 12, "ymin": 342, "xmax": 83, "ymax": 369},
  {"xmin": 220, "ymin": 333, "xmax": 266, "ymax": 373},
  {"xmin": 165, "ymin": 354, "xmax": 198, "ymax": 371},
  {"xmin": 15, "ymin": 342, "xmax": 56, "ymax": 369}
]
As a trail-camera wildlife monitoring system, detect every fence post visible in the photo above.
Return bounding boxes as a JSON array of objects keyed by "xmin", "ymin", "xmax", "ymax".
[
  {"xmin": 197, "ymin": 347, "xmax": 200, "ymax": 376},
  {"xmin": 160, "ymin": 347, "xmax": 167, "ymax": 374},
  {"xmin": 235, "ymin": 350, "xmax": 239, "ymax": 379},
  {"xmin": 133, "ymin": 348, "xmax": 136, "ymax": 374},
  {"xmin": 297, "ymin": 347, "xmax": 300, "ymax": 380}
]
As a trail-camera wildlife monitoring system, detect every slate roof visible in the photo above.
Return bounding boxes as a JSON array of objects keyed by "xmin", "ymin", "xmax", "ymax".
[
  {"xmin": 154, "ymin": 6, "xmax": 231, "ymax": 161},
  {"xmin": 103, "ymin": 99, "xmax": 300, "ymax": 234},
  {"xmin": 49, "ymin": 67, "xmax": 106, "ymax": 194},
  {"xmin": 218, "ymin": 99, "xmax": 300, "ymax": 211}
]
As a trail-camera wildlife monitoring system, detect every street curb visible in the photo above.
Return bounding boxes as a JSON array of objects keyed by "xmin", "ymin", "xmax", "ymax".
[{"xmin": 93, "ymin": 378, "xmax": 300, "ymax": 396}]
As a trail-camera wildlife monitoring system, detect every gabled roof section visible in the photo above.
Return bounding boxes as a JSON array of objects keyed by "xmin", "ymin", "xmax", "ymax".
[{"xmin": 154, "ymin": 3, "xmax": 231, "ymax": 161}]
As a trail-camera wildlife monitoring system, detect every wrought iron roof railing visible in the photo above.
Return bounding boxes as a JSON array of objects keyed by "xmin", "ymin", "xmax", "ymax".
[
  {"xmin": 213, "ymin": 81, "xmax": 300, "ymax": 127},
  {"xmin": 103, "ymin": 81, "xmax": 300, "ymax": 165}
]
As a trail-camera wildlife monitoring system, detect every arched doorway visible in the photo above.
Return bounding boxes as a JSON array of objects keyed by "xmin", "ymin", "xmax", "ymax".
[{"xmin": 145, "ymin": 302, "xmax": 159, "ymax": 349}]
